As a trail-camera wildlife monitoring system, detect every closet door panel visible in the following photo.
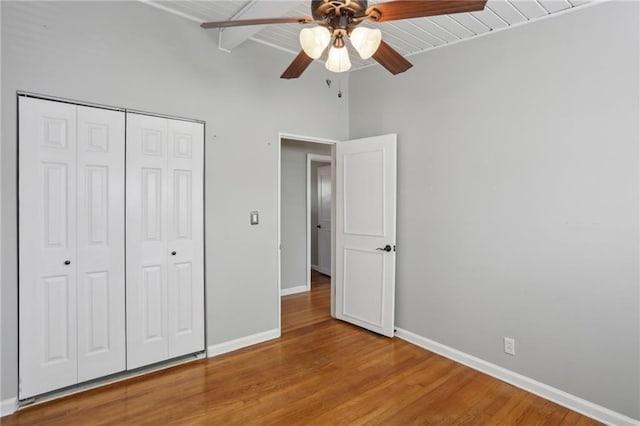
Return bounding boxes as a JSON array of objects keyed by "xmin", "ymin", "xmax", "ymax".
[
  {"xmin": 167, "ymin": 120, "xmax": 205, "ymax": 358},
  {"xmin": 76, "ymin": 106, "xmax": 126, "ymax": 382},
  {"xmin": 19, "ymin": 97, "xmax": 78, "ymax": 399},
  {"xmin": 126, "ymin": 113, "xmax": 170, "ymax": 369}
]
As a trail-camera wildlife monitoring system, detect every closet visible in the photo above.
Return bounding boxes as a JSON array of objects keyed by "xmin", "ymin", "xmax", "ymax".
[{"xmin": 18, "ymin": 96, "xmax": 205, "ymax": 400}]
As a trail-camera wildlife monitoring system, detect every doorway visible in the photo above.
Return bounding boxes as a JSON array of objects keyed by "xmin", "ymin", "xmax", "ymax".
[
  {"xmin": 277, "ymin": 133, "xmax": 398, "ymax": 337},
  {"xmin": 277, "ymin": 134, "xmax": 336, "ymax": 326}
]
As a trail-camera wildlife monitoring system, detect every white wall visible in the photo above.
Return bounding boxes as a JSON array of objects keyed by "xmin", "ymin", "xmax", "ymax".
[
  {"xmin": 349, "ymin": 2, "xmax": 639, "ymax": 419},
  {"xmin": 280, "ymin": 140, "xmax": 331, "ymax": 291},
  {"xmin": 0, "ymin": 1, "xmax": 348, "ymax": 401}
]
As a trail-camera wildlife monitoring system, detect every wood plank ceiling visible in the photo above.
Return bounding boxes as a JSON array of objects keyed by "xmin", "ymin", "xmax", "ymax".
[{"xmin": 149, "ymin": 0, "xmax": 593, "ymax": 71}]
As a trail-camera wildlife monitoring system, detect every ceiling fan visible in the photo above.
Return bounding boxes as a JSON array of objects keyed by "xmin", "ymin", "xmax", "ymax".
[{"xmin": 201, "ymin": 0, "xmax": 488, "ymax": 79}]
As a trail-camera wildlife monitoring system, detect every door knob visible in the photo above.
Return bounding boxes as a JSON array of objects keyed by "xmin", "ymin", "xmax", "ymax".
[
  {"xmin": 64, "ymin": 260, "xmax": 71, "ymax": 265},
  {"xmin": 317, "ymin": 225, "xmax": 321, "ymax": 229},
  {"xmin": 171, "ymin": 251, "xmax": 177, "ymax": 256},
  {"xmin": 376, "ymin": 245, "xmax": 392, "ymax": 252}
]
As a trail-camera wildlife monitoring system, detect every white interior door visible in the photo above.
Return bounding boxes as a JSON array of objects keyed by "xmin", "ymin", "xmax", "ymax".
[
  {"xmin": 126, "ymin": 113, "xmax": 170, "ymax": 369},
  {"xmin": 335, "ymin": 134, "xmax": 397, "ymax": 337},
  {"xmin": 76, "ymin": 106, "xmax": 126, "ymax": 382},
  {"xmin": 316, "ymin": 164, "xmax": 331, "ymax": 276},
  {"xmin": 19, "ymin": 97, "xmax": 78, "ymax": 398},
  {"xmin": 167, "ymin": 119, "xmax": 205, "ymax": 358}
]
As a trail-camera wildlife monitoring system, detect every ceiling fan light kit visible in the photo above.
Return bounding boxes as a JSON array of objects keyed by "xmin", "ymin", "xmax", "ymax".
[
  {"xmin": 200, "ymin": 0, "xmax": 488, "ymax": 79},
  {"xmin": 350, "ymin": 27, "xmax": 382, "ymax": 60},
  {"xmin": 326, "ymin": 43, "xmax": 352, "ymax": 72},
  {"xmin": 300, "ymin": 25, "xmax": 380, "ymax": 70},
  {"xmin": 300, "ymin": 26, "xmax": 332, "ymax": 59}
]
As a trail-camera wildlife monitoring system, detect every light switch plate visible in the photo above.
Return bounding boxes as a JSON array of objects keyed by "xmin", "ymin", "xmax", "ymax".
[{"xmin": 250, "ymin": 211, "xmax": 259, "ymax": 225}]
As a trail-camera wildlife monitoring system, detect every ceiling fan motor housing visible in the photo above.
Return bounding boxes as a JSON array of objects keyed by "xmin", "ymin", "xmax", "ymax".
[{"xmin": 311, "ymin": 0, "xmax": 368, "ymax": 22}]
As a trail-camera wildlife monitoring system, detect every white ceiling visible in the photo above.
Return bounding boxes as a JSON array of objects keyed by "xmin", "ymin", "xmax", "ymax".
[{"xmin": 147, "ymin": 0, "xmax": 594, "ymax": 70}]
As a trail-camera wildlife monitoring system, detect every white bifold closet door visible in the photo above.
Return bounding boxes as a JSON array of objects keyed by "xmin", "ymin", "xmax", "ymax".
[
  {"xmin": 76, "ymin": 106, "xmax": 126, "ymax": 382},
  {"xmin": 19, "ymin": 97, "xmax": 125, "ymax": 399},
  {"xmin": 126, "ymin": 113, "xmax": 204, "ymax": 370}
]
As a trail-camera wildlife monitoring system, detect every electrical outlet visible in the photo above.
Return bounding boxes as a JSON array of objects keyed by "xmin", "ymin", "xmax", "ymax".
[{"xmin": 504, "ymin": 337, "xmax": 516, "ymax": 356}]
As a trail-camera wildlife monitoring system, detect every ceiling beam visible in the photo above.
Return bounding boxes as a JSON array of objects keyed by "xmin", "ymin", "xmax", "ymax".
[{"xmin": 219, "ymin": 0, "xmax": 306, "ymax": 52}]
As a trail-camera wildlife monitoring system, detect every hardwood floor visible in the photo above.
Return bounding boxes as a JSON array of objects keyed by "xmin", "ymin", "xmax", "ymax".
[{"xmin": 4, "ymin": 270, "xmax": 600, "ymax": 425}]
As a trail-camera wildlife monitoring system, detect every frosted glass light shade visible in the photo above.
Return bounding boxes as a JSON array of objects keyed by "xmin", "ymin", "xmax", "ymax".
[
  {"xmin": 299, "ymin": 26, "xmax": 331, "ymax": 59},
  {"xmin": 325, "ymin": 46, "xmax": 351, "ymax": 73},
  {"xmin": 350, "ymin": 27, "xmax": 382, "ymax": 59}
]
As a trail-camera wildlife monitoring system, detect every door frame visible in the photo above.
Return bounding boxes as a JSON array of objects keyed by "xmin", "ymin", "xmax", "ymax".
[
  {"xmin": 277, "ymin": 133, "xmax": 338, "ymax": 332},
  {"xmin": 306, "ymin": 154, "xmax": 331, "ymax": 291}
]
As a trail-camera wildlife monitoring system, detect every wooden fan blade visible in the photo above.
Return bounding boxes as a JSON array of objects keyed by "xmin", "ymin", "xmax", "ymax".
[
  {"xmin": 367, "ymin": 0, "xmax": 487, "ymax": 23},
  {"xmin": 201, "ymin": 16, "xmax": 314, "ymax": 29},
  {"xmin": 281, "ymin": 51, "xmax": 314, "ymax": 79},
  {"xmin": 372, "ymin": 40, "xmax": 413, "ymax": 75}
]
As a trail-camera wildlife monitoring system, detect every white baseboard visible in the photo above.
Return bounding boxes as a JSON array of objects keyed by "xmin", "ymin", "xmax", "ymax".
[
  {"xmin": 395, "ymin": 328, "xmax": 639, "ymax": 426},
  {"xmin": 280, "ymin": 285, "xmax": 308, "ymax": 296},
  {"xmin": 1, "ymin": 397, "xmax": 17, "ymax": 417},
  {"xmin": 207, "ymin": 328, "xmax": 280, "ymax": 358},
  {"xmin": 311, "ymin": 265, "xmax": 331, "ymax": 276}
]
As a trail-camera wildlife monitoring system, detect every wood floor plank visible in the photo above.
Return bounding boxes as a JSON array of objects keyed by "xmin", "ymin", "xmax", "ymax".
[{"xmin": 3, "ymin": 271, "xmax": 602, "ymax": 425}]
